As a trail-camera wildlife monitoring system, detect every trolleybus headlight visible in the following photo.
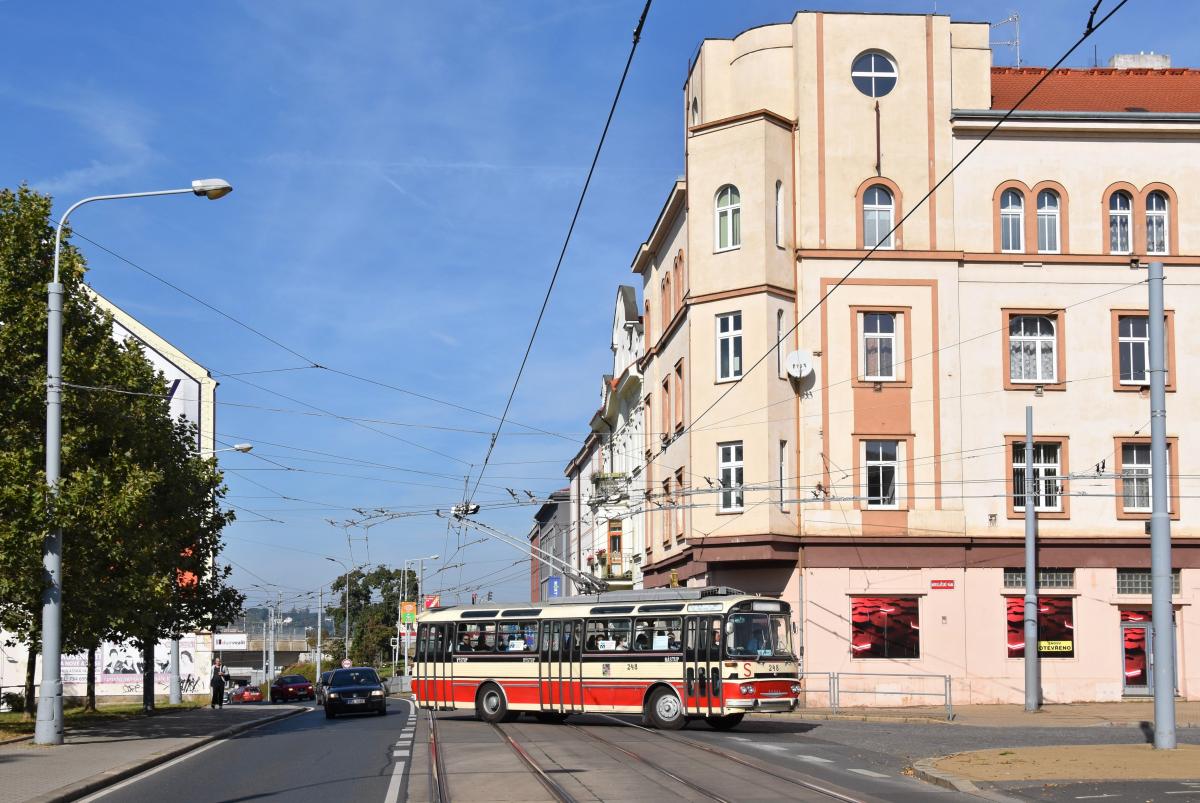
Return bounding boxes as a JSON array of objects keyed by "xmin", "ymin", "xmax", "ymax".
[
  {"xmin": 790, "ymin": 683, "xmax": 802, "ymax": 695},
  {"xmin": 739, "ymin": 683, "xmax": 755, "ymax": 695}
]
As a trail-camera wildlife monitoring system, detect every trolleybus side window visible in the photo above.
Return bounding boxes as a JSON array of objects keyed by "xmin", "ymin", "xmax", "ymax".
[
  {"xmin": 633, "ymin": 617, "xmax": 683, "ymax": 651},
  {"xmin": 497, "ymin": 621, "xmax": 538, "ymax": 652},
  {"xmin": 585, "ymin": 618, "xmax": 632, "ymax": 651},
  {"xmin": 455, "ymin": 622, "xmax": 496, "ymax": 653}
]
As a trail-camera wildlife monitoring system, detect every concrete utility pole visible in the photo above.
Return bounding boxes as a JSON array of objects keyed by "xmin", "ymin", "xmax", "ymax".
[
  {"xmin": 169, "ymin": 637, "xmax": 182, "ymax": 705},
  {"xmin": 1023, "ymin": 405, "xmax": 1040, "ymax": 712},
  {"xmin": 34, "ymin": 179, "xmax": 232, "ymax": 746},
  {"xmin": 1148, "ymin": 260, "xmax": 1177, "ymax": 749},
  {"xmin": 261, "ymin": 622, "xmax": 266, "ymax": 681},
  {"xmin": 315, "ymin": 587, "xmax": 323, "ymax": 681},
  {"xmin": 267, "ymin": 593, "xmax": 279, "ymax": 683}
]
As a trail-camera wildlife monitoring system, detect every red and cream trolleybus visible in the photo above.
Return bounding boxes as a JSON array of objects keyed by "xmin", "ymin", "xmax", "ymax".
[{"xmin": 412, "ymin": 587, "xmax": 801, "ymax": 730}]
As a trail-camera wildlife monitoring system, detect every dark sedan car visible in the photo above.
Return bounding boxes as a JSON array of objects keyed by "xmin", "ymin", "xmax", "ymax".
[
  {"xmin": 269, "ymin": 674, "xmax": 314, "ymax": 703},
  {"xmin": 324, "ymin": 667, "xmax": 386, "ymax": 718}
]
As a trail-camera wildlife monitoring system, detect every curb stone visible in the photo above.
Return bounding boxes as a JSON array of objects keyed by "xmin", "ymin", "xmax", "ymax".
[
  {"xmin": 0, "ymin": 733, "xmax": 32, "ymax": 746},
  {"xmin": 24, "ymin": 706, "xmax": 308, "ymax": 803},
  {"xmin": 788, "ymin": 712, "xmax": 951, "ymax": 725},
  {"xmin": 912, "ymin": 757, "xmax": 1025, "ymax": 802}
]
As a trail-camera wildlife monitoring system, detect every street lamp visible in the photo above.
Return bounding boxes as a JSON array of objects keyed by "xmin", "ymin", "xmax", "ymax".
[
  {"xmin": 324, "ymin": 557, "xmax": 366, "ymax": 662},
  {"xmin": 401, "ymin": 554, "xmax": 439, "ymax": 678},
  {"xmin": 35, "ymin": 179, "xmax": 234, "ymax": 746},
  {"xmin": 211, "ymin": 443, "xmax": 254, "ymax": 455}
]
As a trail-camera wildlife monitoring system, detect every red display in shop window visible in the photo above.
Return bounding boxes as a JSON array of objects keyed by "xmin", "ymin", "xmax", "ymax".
[
  {"xmin": 850, "ymin": 597, "xmax": 919, "ymax": 659},
  {"xmin": 1006, "ymin": 596, "xmax": 1074, "ymax": 658}
]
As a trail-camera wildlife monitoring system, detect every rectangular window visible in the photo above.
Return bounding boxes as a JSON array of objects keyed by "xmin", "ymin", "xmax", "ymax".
[
  {"xmin": 674, "ymin": 468, "xmax": 685, "ymax": 540},
  {"xmin": 864, "ymin": 440, "xmax": 898, "ymax": 509},
  {"xmin": 496, "ymin": 621, "xmax": 539, "ymax": 653},
  {"xmin": 585, "ymin": 618, "xmax": 633, "ymax": 652},
  {"xmin": 1008, "ymin": 314, "xmax": 1058, "ymax": 384},
  {"xmin": 454, "ymin": 622, "xmax": 497, "ymax": 653},
  {"xmin": 778, "ymin": 440, "xmax": 788, "ymax": 511},
  {"xmin": 1121, "ymin": 443, "xmax": 1152, "ymax": 512},
  {"xmin": 674, "ymin": 361, "xmax": 684, "ymax": 431},
  {"xmin": 776, "ymin": 309, "xmax": 787, "ymax": 379},
  {"xmin": 1003, "ymin": 568, "xmax": 1075, "ymax": 589},
  {"xmin": 1116, "ymin": 569, "xmax": 1181, "ymax": 595},
  {"xmin": 1117, "ymin": 315, "xmax": 1149, "ymax": 385},
  {"xmin": 607, "ymin": 519, "xmax": 623, "ymax": 559},
  {"xmin": 1006, "ymin": 596, "xmax": 1074, "ymax": 658},
  {"xmin": 862, "ymin": 312, "xmax": 897, "ymax": 381},
  {"xmin": 633, "ymin": 617, "xmax": 682, "ymax": 651},
  {"xmin": 775, "ymin": 180, "xmax": 784, "ymax": 248},
  {"xmin": 1110, "ymin": 206, "xmax": 1132, "ymax": 254},
  {"xmin": 660, "ymin": 378, "xmax": 671, "ymax": 441},
  {"xmin": 643, "ymin": 449, "xmax": 653, "ymax": 550},
  {"xmin": 718, "ymin": 441, "xmax": 744, "ymax": 512},
  {"xmin": 661, "ymin": 477, "xmax": 672, "ymax": 545},
  {"xmin": 716, "ymin": 312, "xmax": 743, "ymax": 381},
  {"xmin": 851, "ymin": 596, "xmax": 919, "ymax": 659},
  {"xmin": 1012, "ymin": 442, "xmax": 1062, "ymax": 512}
]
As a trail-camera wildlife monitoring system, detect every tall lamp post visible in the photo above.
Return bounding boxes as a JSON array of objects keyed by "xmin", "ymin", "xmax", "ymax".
[
  {"xmin": 402, "ymin": 555, "xmax": 438, "ymax": 678},
  {"xmin": 35, "ymin": 179, "xmax": 233, "ymax": 747},
  {"xmin": 324, "ymin": 557, "xmax": 365, "ymax": 662}
]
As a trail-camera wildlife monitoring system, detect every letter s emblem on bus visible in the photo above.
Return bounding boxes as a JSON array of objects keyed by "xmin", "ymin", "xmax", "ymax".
[{"xmin": 742, "ymin": 663, "xmax": 752, "ymax": 678}]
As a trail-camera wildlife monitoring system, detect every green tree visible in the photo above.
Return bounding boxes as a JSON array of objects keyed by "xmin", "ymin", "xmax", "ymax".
[{"xmin": 325, "ymin": 567, "xmax": 416, "ymax": 667}]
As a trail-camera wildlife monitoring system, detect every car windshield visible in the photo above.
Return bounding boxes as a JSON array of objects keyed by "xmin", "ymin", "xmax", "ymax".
[
  {"xmin": 726, "ymin": 613, "xmax": 793, "ymax": 658},
  {"xmin": 331, "ymin": 669, "xmax": 379, "ymax": 686}
]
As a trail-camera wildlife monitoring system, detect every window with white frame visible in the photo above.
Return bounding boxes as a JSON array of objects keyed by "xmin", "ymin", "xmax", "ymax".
[
  {"xmin": 718, "ymin": 441, "xmax": 744, "ymax": 512},
  {"xmin": 776, "ymin": 309, "xmax": 786, "ymax": 378},
  {"xmin": 1118, "ymin": 315, "xmax": 1150, "ymax": 384},
  {"xmin": 1009, "ymin": 315, "xmax": 1057, "ymax": 383},
  {"xmin": 861, "ymin": 312, "xmax": 896, "ymax": 381},
  {"xmin": 1012, "ymin": 442, "xmax": 1062, "ymax": 512},
  {"xmin": 862, "ymin": 185, "xmax": 894, "ymax": 249},
  {"xmin": 775, "ymin": 180, "xmax": 784, "ymax": 248},
  {"xmin": 863, "ymin": 440, "xmax": 899, "ymax": 509},
  {"xmin": 716, "ymin": 312, "xmax": 743, "ymax": 381},
  {"xmin": 778, "ymin": 439, "xmax": 788, "ymax": 511},
  {"xmin": 1036, "ymin": 189, "xmax": 1060, "ymax": 253},
  {"xmin": 1000, "ymin": 189, "xmax": 1024, "ymax": 252},
  {"xmin": 715, "ymin": 184, "xmax": 741, "ymax": 251},
  {"xmin": 1109, "ymin": 191, "xmax": 1133, "ymax": 254},
  {"xmin": 850, "ymin": 51, "xmax": 898, "ymax": 98},
  {"xmin": 1121, "ymin": 442, "xmax": 1153, "ymax": 512},
  {"xmin": 1146, "ymin": 191, "xmax": 1169, "ymax": 255}
]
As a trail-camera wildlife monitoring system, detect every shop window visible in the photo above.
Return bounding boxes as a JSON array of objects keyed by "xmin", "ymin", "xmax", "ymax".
[
  {"xmin": 850, "ymin": 596, "xmax": 919, "ymax": 659},
  {"xmin": 1006, "ymin": 596, "xmax": 1074, "ymax": 658}
]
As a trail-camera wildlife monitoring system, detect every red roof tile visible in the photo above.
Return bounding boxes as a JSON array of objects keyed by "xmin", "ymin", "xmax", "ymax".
[{"xmin": 990, "ymin": 67, "xmax": 1200, "ymax": 113}]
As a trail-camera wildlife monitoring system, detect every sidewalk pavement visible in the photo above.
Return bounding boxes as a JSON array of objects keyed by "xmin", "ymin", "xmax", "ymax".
[
  {"xmin": 0, "ymin": 704, "xmax": 306, "ymax": 803},
  {"xmin": 788, "ymin": 699, "xmax": 1200, "ymax": 727}
]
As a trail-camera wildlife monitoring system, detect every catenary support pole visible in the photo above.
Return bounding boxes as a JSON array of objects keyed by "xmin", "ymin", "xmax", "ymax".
[
  {"xmin": 315, "ymin": 587, "xmax": 323, "ymax": 681},
  {"xmin": 1024, "ymin": 405, "xmax": 1040, "ymax": 712},
  {"xmin": 169, "ymin": 637, "xmax": 182, "ymax": 704},
  {"xmin": 344, "ymin": 572, "xmax": 351, "ymax": 660},
  {"xmin": 1148, "ymin": 260, "xmax": 1177, "ymax": 749}
]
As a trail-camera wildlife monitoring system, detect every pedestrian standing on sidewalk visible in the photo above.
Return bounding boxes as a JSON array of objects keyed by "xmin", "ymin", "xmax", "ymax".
[{"xmin": 210, "ymin": 659, "xmax": 230, "ymax": 709}]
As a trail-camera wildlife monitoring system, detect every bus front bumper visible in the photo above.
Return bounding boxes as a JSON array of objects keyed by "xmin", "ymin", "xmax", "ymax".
[{"xmin": 724, "ymin": 698, "xmax": 798, "ymax": 712}]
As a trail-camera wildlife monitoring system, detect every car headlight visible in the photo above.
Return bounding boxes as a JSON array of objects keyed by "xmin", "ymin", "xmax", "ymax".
[
  {"xmin": 739, "ymin": 683, "xmax": 754, "ymax": 695},
  {"xmin": 328, "ymin": 692, "xmax": 340, "ymax": 699},
  {"xmin": 370, "ymin": 689, "xmax": 384, "ymax": 697},
  {"xmin": 790, "ymin": 684, "xmax": 802, "ymax": 695}
]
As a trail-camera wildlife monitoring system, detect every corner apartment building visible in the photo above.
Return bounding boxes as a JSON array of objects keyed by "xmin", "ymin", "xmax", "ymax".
[{"xmin": 621, "ymin": 10, "xmax": 1199, "ymax": 704}]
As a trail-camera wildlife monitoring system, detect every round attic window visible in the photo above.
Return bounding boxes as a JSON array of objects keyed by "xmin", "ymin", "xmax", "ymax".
[{"xmin": 851, "ymin": 51, "xmax": 897, "ymax": 98}]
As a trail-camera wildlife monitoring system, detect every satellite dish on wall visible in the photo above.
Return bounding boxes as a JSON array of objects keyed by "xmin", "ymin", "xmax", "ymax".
[{"xmin": 785, "ymin": 349, "xmax": 815, "ymax": 380}]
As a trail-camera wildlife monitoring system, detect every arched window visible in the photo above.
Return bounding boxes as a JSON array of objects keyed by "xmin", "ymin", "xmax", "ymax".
[
  {"xmin": 1009, "ymin": 315, "xmax": 1057, "ymax": 383},
  {"xmin": 715, "ymin": 184, "xmax": 741, "ymax": 251},
  {"xmin": 644, "ymin": 299, "xmax": 652, "ymax": 347},
  {"xmin": 1036, "ymin": 190, "xmax": 1060, "ymax": 254},
  {"xmin": 774, "ymin": 180, "xmax": 784, "ymax": 247},
  {"xmin": 661, "ymin": 275, "xmax": 671, "ymax": 330},
  {"xmin": 1109, "ymin": 191, "xmax": 1133, "ymax": 254},
  {"xmin": 862, "ymin": 185, "xmax": 894, "ymax": 249},
  {"xmin": 776, "ymin": 309, "xmax": 786, "ymax": 378},
  {"xmin": 1146, "ymin": 191, "xmax": 1169, "ymax": 255},
  {"xmin": 1000, "ymin": 189, "xmax": 1024, "ymax": 252}
]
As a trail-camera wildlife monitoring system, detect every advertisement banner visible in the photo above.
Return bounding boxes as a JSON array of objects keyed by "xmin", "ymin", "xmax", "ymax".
[
  {"xmin": 400, "ymin": 602, "xmax": 417, "ymax": 624},
  {"xmin": 214, "ymin": 633, "xmax": 248, "ymax": 650}
]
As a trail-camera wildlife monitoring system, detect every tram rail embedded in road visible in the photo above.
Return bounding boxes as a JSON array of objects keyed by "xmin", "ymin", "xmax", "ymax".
[
  {"xmin": 427, "ymin": 709, "xmax": 449, "ymax": 803},
  {"xmin": 489, "ymin": 722, "xmax": 579, "ymax": 803}
]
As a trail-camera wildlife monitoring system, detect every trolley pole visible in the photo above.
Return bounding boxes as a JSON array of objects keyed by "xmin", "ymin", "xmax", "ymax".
[
  {"xmin": 1148, "ymin": 260, "xmax": 1177, "ymax": 749},
  {"xmin": 1023, "ymin": 405, "xmax": 1041, "ymax": 712}
]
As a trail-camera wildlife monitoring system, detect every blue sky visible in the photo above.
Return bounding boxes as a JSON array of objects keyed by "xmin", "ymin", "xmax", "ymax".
[{"xmin": 1, "ymin": 1, "xmax": 1191, "ymax": 610}]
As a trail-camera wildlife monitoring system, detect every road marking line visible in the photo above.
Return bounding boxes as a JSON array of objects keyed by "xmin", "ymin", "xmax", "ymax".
[
  {"xmin": 384, "ymin": 761, "xmax": 406, "ymax": 803},
  {"xmin": 1074, "ymin": 795, "xmax": 1119, "ymax": 800},
  {"xmin": 393, "ymin": 750, "xmax": 410, "ymax": 758},
  {"xmin": 795, "ymin": 755, "xmax": 834, "ymax": 764},
  {"xmin": 848, "ymin": 769, "xmax": 889, "ymax": 778}
]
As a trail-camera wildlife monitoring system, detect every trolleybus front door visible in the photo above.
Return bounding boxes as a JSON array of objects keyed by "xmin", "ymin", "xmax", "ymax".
[
  {"xmin": 415, "ymin": 622, "xmax": 452, "ymax": 709},
  {"xmin": 538, "ymin": 618, "xmax": 584, "ymax": 714},
  {"xmin": 683, "ymin": 615, "xmax": 722, "ymax": 717}
]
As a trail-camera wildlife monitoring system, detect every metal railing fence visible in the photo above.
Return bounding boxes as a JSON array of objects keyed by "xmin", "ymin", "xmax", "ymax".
[{"xmin": 799, "ymin": 671, "xmax": 953, "ymax": 720}]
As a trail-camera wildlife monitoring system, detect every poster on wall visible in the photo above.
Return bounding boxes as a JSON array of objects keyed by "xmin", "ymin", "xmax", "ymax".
[{"xmin": 60, "ymin": 637, "xmax": 202, "ymax": 694}]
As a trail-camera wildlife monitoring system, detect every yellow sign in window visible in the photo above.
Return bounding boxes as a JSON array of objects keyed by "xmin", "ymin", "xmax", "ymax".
[{"xmin": 1038, "ymin": 640, "xmax": 1073, "ymax": 653}]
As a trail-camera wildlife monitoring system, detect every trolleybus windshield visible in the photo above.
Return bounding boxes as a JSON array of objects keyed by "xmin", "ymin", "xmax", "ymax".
[{"xmin": 726, "ymin": 613, "xmax": 794, "ymax": 658}]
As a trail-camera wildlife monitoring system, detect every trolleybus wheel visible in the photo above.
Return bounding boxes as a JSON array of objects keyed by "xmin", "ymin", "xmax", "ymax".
[
  {"xmin": 534, "ymin": 712, "xmax": 569, "ymax": 724},
  {"xmin": 475, "ymin": 683, "xmax": 509, "ymax": 724},
  {"xmin": 646, "ymin": 687, "xmax": 686, "ymax": 730},
  {"xmin": 704, "ymin": 713, "xmax": 744, "ymax": 731}
]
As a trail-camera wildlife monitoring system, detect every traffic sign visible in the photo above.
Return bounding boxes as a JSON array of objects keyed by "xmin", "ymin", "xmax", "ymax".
[
  {"xmin": 341, "ymin": 658, "xmax": 352, "ymax": 668},
  {"xmin": 548, "ymin": 576, "xmax": 563, "ymax": 598}
]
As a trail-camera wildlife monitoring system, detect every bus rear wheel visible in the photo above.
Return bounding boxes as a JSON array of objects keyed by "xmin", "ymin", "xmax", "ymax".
[
  {"xmin": 704, "ymin": 713, "xmax": 745, "ymax": 731},
  {"xmin": 646, "ymin": 687, "xmax": 686, "ymax": 730},
  {"xmin": 475, "ymin": 683, "xmax": 509, "ymax": 724}
]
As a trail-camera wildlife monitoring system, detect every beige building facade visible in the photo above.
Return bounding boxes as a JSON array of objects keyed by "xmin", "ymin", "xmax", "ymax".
[{"xmin": 604, "ymin": 10, "xmax": 1200, "ymax": 704}]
